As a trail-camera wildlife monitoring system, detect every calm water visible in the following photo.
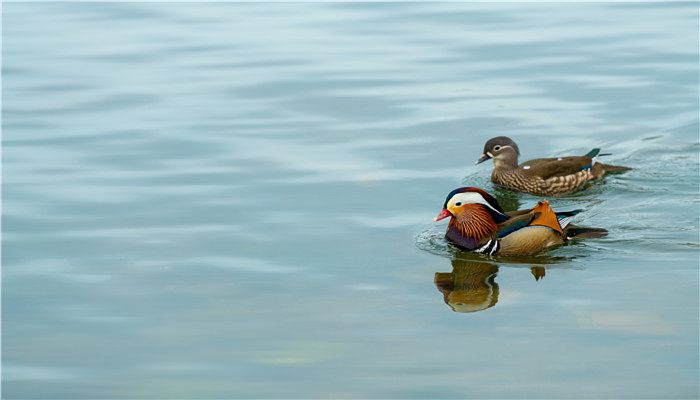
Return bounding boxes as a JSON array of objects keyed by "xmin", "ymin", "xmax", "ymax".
[{"xmin": 3, "ymin": 2, "xmax": 699, "ymax": 398}]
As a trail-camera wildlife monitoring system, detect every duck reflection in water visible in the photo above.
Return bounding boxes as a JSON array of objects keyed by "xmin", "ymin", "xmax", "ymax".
[{"xmin": 434, "ymin": 258, "xmax": 547, "ymax": 313}]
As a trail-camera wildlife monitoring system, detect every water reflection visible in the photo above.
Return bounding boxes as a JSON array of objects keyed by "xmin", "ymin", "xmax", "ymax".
[
  {"xmin": 531, "ymin": 265, "xmax": 546, "ymax": 281},
  {"xmin": 3, "ymin": 2, "xmax": 698, "ymax": 398},
  {"xmin": 435, "ymin": 259, "xmax": 499, "ymax": 313},
  {"xmin": 434, "ymin": 258, "xmax": 547, "ymax": 313},
  {"xmin": 491, "ymin": 186, "xmax": 522, "ymax": 212}
]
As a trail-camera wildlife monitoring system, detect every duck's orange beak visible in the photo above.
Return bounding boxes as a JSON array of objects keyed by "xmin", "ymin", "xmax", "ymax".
[{"xmin": 434, "ymin": 209, "xmax": 452, "ymax": 222}]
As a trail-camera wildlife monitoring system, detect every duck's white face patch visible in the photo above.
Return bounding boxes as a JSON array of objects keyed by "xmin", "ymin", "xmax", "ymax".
[{"xmin": 448, "ymin": 192, "xmax": 505, "ymax": 215}]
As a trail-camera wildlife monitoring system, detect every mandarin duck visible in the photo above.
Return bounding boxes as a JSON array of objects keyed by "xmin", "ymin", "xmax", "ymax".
[
  {"xmin": 476, "ymin": 136, "xmax": 630, "ymax": 196},
  {"xmin": 434, "ymin": 187, "xmax": 607, "ymax": 256}
]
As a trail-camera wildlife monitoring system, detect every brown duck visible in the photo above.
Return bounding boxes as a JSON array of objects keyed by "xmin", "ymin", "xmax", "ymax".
[
  {"xmin": 476, "ymin": 136, "xmax": 630, "ymax": 196},
  {"xmin": 434, "ymin": 187, "xmax": 607, "ymax": 256}
]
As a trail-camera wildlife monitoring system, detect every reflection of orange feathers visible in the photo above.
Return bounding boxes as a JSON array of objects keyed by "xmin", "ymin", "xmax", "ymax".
[{"xmin": 529, "ymin": 200, "xmax": 563, "ymax": 234}]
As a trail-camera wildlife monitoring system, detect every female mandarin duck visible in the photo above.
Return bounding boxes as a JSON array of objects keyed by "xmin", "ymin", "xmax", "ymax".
[
  {"xmin": 476, "ymin": 136, "xmax": 630, "ymax": 196},
  {"xmin": 434, "ymin": 187, "xmax": 607, "ymax": 256}
]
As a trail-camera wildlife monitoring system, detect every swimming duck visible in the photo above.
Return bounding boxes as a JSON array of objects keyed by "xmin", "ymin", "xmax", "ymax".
[
  {"xmin": 434, "ymin": 187, "xmax": 607, "ymax": 256},
  {"xmin": 476, "ymin": 136, "xmax": 630, "ymax": 196}
]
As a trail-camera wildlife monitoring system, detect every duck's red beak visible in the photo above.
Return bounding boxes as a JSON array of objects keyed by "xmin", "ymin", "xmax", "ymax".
[{"xmin": 434, "ymin": 209, "xmax": 452, "ymax": 222}]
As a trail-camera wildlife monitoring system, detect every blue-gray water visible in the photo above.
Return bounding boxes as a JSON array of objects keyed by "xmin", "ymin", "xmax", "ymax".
[{"xmin": 2, "ymin": 2, "xmax": 699, "ymax": 399}]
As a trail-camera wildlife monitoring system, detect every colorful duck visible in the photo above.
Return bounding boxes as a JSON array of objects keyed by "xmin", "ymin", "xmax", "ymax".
[
  {"xmin": 476, "ymin": 136, "xmax": 630, "ymax": 196},
  {"xmin": 434, "ymin": 187, "xmax": 607, "ymax": 256}
]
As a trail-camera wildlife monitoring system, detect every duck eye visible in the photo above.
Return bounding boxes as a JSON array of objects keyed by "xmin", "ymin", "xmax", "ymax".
[
  {"xmin": 455, "ymin": 202, "xmax": 462, "ymax": 206},
  {"xmin": 493, "ymin": 145, "xmax": 502, "ymax": 151}
]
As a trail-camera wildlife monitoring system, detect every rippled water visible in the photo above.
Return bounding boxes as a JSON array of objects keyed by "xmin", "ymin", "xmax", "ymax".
[{"xmin": 3, "ymin": 3, "xmax": 699, "ymax": 398}]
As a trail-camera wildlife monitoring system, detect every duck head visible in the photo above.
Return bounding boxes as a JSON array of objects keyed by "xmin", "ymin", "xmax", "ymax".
[
  {"xmin": 476, "ymin": 136, "xmax": 520, "ymax": 168},
  {"xmin": 434, "ymin": 187, "xmax": 507, "ymax": 222},
  {"xmin": 435, "ymin": 188, "xmax": 509, "ymax": 249}
]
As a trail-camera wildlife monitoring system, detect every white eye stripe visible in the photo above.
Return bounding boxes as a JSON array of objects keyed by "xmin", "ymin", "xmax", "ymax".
[
  {"xmin": 448, "ymin": 192, "xmax": 505, "ymax": 215},
  {"xmin": 491, "ymin": 144, "xmax": 513, "ymax": 154}
]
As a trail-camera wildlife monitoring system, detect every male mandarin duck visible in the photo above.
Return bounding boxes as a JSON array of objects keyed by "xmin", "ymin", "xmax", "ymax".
[
  {"xmin": 434, "ymin": 187, "xmax": 607, "ymax": 256},
  {"xmin": 476, "ymin": 136, "xmax": 630, "ymax": 196}
]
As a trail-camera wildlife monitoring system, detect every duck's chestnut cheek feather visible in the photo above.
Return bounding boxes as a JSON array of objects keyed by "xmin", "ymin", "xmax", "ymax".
[{"xmin": 434, "ymin": 209, "xmax": 452, "ymax": 222}]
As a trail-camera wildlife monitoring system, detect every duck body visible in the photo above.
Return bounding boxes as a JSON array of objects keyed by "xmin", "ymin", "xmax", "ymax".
[
  {"xmin": 478, "ymin": 136, "xmax": 630, "ymax": 196},
  {"xmin": 435, "ymin": 187, "xmax": 607, "ymax": 256}
]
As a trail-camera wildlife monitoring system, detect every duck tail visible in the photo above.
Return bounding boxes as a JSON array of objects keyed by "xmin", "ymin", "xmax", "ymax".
[
  {"xmin": 584, "ymin": 148, "xmax": 601, "ymax": 158},
  {"xmin": 555, "ymin": 209, "xmax": 583, "ymax": 230},
  {"xmin": 555, "ymin": 209, "xmax": 583, "ymax": 218},
  {"xmin": 586, "ymin": 148, "xmax": 631, "ymax": 174},
  {"xmin": 590, "ymin": 161, "xmax": 631, "ymax": 178},
  {"xmin": 563, "ymin": 225, "xmax": 608, "ymax": 240},
  {"xmin": 597, "ymin": 162, "xmax": 632, "ymax": 173}
]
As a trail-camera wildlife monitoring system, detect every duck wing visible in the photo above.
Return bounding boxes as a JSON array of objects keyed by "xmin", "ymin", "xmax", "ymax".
[
  {"xmin": 507, "ymin": 206, "xmax": 582, "ymax": 221},
  {"xmin": 496, "ymin": 201, "xmax": 569, "ymax": 255},
  {"xmin": 498, "ymin": 201, "xmax": 569, "ymax": 238},
  {"xmin": 520, "ymin": 156, "xmax": 595, "ymax": 179},
  {"xmin": 496, "ymin": 212, "xmax": 537, "ymax": 238}
]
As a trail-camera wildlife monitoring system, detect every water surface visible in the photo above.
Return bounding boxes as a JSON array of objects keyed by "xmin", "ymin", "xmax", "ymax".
[{"xmin": 3, "ymin": 2, "xmax": 699, "ymax": 398}]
